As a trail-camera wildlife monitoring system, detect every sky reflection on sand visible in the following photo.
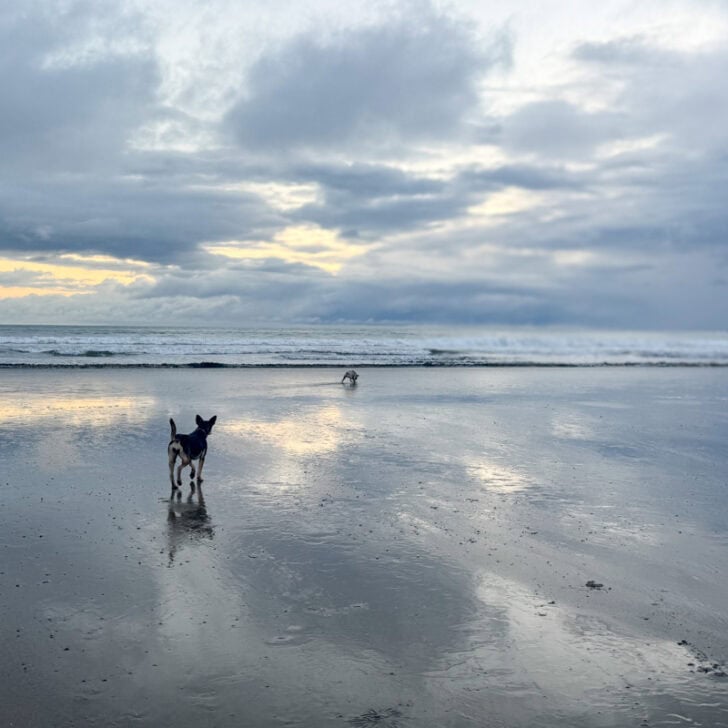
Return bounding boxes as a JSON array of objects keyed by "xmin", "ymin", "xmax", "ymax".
[
  {"xmin": 464, "ymin": 457, "xmax": 534, "ymax": 494},
  {"xmin": 224, "ymin": 404, "xmax": 351, "ymax": 456},
  {"xmin": 551, "ymin": 411, "xmax": 597, "ymax": 441},
  {"xmin": 0, "ymin": 391, "xmax": 156, "ymax": 427},
  {"xmin": 423, "ymin": 572, "xmax": 723, "ymax": 726},
  {"xmin": 1, "ymin": 368, "xmax": 728, "ymax": 727},
  {"xmin": 475, "ymin": 574, "xmax": 689, "ymax": 694}
]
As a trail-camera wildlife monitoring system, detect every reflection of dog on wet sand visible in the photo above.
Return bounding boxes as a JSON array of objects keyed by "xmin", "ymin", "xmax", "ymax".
[
  {"xmin": 167, "ymin": 488, "xmax": 213, "ymax": 565},
  {"xmin": 168, "ymin": 414, "xmax": 217, "ymax": 490},
  {"xmin": 342, "ymin": 369, "xmax": 359, "ymax": 384}
]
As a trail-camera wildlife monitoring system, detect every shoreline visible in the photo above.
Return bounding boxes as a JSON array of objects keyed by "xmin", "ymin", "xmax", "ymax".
[{"xmin": 2, "ymin": 361, "xmax": 728, "ymax": 369}]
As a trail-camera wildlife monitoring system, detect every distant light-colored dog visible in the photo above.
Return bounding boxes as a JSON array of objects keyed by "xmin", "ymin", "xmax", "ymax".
[
  {"xmin": 342, "ymin": 369, "xmax": 359, "ymax": 384},
  {"xmin": 168, "ymin": 414, "xmax": 217, "ymax": 490}
]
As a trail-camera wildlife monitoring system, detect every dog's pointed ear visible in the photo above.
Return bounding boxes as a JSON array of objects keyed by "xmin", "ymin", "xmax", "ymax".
[
  {"xmin": 209, "ymin": 416, "xmax": 217, "ymax": 427},
  {"xmin": 196, "ymin": 414, "xmax": 203, "ymax": 427}
]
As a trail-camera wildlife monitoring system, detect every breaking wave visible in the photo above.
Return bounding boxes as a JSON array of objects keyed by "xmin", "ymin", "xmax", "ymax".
[{"xmin": 0, "ymin": 324, "xmax": 727, "ymax": 368}]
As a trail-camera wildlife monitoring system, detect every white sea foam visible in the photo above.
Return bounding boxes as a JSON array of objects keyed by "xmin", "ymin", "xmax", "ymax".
[{"xmin": 0, "ymin": 325, "xmax": 726, "ymax": 367}]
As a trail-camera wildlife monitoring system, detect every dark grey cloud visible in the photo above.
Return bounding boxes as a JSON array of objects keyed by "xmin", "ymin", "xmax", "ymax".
[
  {"xmin": 245, "ymin": 159, "xmax": 589, "ymax": 240},
  {"xmin": 0, "ymin": 3, "xmax": 288, "ymax": 265},
  {"xmin": 0, "ymin": 2, "xmax": 203, "ymax": 262},
  {"xmin": 457, "ymin": 164, "xmax": 586, "ymax": 191},
  {"xmin": 280, "ymin": 159, "xmax": 591, "ymax": 238},
  {"xmin": 290, "ymin": 162, "xmax": 443, "ymax": 198},
  {"xmin": 88, "ymin": 261, "xmax": 637, "ymax": 327},
  {"xmin": 140, "ymin": 257, "xmax": 330, "ymax": 301},
  {"xmin": 500, "ymin": 100, "xmax": 624, "ymax": 159},
  {"xmin": 0, "ymin": 1, "xmax": 285, "ymax": 264},
  {"xmin": 291, "ymin": 190, "xmax": 464, "ymax": 237},
  {"xmin": 540, "ymin": 151, "xmax": 728, "ymax": 256},
  {"xmin": 0, "ymin": 2, "xmax": 157, "ymax": 173},
  {"xmin": 0, "ymin": 177, "xmax": 282, "ymax": 263},
  {"xmin": 452, "ymin": 36, "xmax": 728, "ymax": 269},
  {"xmin": 281, "ymin": 160, "xmax": 454, "ymax": 236},
  {"xmin": 225, "ymin": 8, "xmax": 508, "ymax": 151},
  {"xmin": 572, "ymin": 36, "xmax": 668, "ymax": 65},
  {"xmin": 309, "ymin": 279, "xmax": 564, "ymax": 325},
  {"xmin": 572, "ymin": 37, "xmax": 728, "ymax": 150},
  {"xmin": 0, "ymin": 242, "xmax": 723, "ymax": 330},
  {"xmin": 137, "ymin": 270, "xmax": 678, "ymax": 329}
]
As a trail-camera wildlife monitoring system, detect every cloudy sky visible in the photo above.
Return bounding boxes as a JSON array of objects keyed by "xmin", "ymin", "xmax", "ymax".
[{"xmin": 0, "ymin": 0, "xmax": 727, "ymax": 328}]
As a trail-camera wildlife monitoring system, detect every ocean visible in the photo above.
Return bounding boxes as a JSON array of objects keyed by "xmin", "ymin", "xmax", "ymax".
[{"xmin": 0, "ymin": 324, "xmax": 727, "ymax": 367}]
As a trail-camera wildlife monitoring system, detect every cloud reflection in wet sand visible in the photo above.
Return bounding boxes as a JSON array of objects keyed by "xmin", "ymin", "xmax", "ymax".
[
  {"xmin": 0, "ymin": 388, "xmax": 158, "ymax": 470},
  {"xmin": 551, "ymin": 412, "xmax": 596, "ymax": 441},
  {"xmin": 151, "ymin": 492, "xmax": 481, "ymax": 726},
  {"xmin": 464, "ymin": 457, "xmax": 534, "ymax": 494},
  {"xmin": 426, "ymin": 573, "xmax": 728, "ymax": 726},
  {"xmin": 224, "ymin": 405, "xmax": 351, "ymax": 456},
  {"xmin": 0, "ymin": 392, "xmax": 156, "ymax": 427},
  {"xmin": 218, "ymin": 403, "xmax": 364, "ymax": 498}
]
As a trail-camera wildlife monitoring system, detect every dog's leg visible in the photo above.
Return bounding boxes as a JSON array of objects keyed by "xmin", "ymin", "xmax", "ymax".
[
  {"xmin": 189, "ymin": 457, "xmax": 197, "ymax": 493},
  {"xmin": 176, "ymin": 457, "xmax": 187, "ymax": 487},
  {"xmin": 196, "ymin": 453, "xmax": 206, "ymax": 484},
  {"xmin": 168, "ymin": 445, "xmax": 178, "ymax": 489}
]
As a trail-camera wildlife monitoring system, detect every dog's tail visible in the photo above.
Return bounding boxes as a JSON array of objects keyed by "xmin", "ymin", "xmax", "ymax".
[{"xmin": 169, "ymin": 418, "xmax": 177, "ymax": 440}]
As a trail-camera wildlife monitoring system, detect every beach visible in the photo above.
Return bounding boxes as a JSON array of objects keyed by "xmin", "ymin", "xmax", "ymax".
[{"xmin": 1, "ymin": 366, "xmax": 727, "ymax": 727}]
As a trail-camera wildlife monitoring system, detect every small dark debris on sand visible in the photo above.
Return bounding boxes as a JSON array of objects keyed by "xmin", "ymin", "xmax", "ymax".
[
  {"xmin": 349, "ymin": 708, "xmax": 404, "ymax": 727},
  {"xmin": 677, "ymin": 639, "xmax": 728, "ymax": 677},
  {"xmin": 585, "ymin": 580, "xmax": 604, "ymax": 589}
]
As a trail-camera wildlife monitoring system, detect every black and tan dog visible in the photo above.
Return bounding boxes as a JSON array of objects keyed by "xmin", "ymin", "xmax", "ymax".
[{"xmin": 168, "ymin": 415, "xmax": 217, "ymax": 490}]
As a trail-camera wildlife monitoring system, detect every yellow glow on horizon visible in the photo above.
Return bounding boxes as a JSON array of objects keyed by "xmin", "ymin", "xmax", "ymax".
[
  {"xmin": 0, "ymin": 256, "xmax": 155, "ymax": 299},
  {"xmin": 0, "ymin": 286, "xmax": 93, "ymax": 299},
  {"xmin": 205, "ymin": 225, "xmax": 369, "ymax": 273}
]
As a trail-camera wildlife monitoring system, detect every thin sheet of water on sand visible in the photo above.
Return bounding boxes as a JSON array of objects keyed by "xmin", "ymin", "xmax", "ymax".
[{"xmin": 1, "ymin": 367, "xmax": 727, "ymax": 727}]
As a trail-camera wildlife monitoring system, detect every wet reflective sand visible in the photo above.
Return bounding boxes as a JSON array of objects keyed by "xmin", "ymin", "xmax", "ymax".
[{"xmin": 1, "ymin": 367, "xmax": 727, "ymax": 727}]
